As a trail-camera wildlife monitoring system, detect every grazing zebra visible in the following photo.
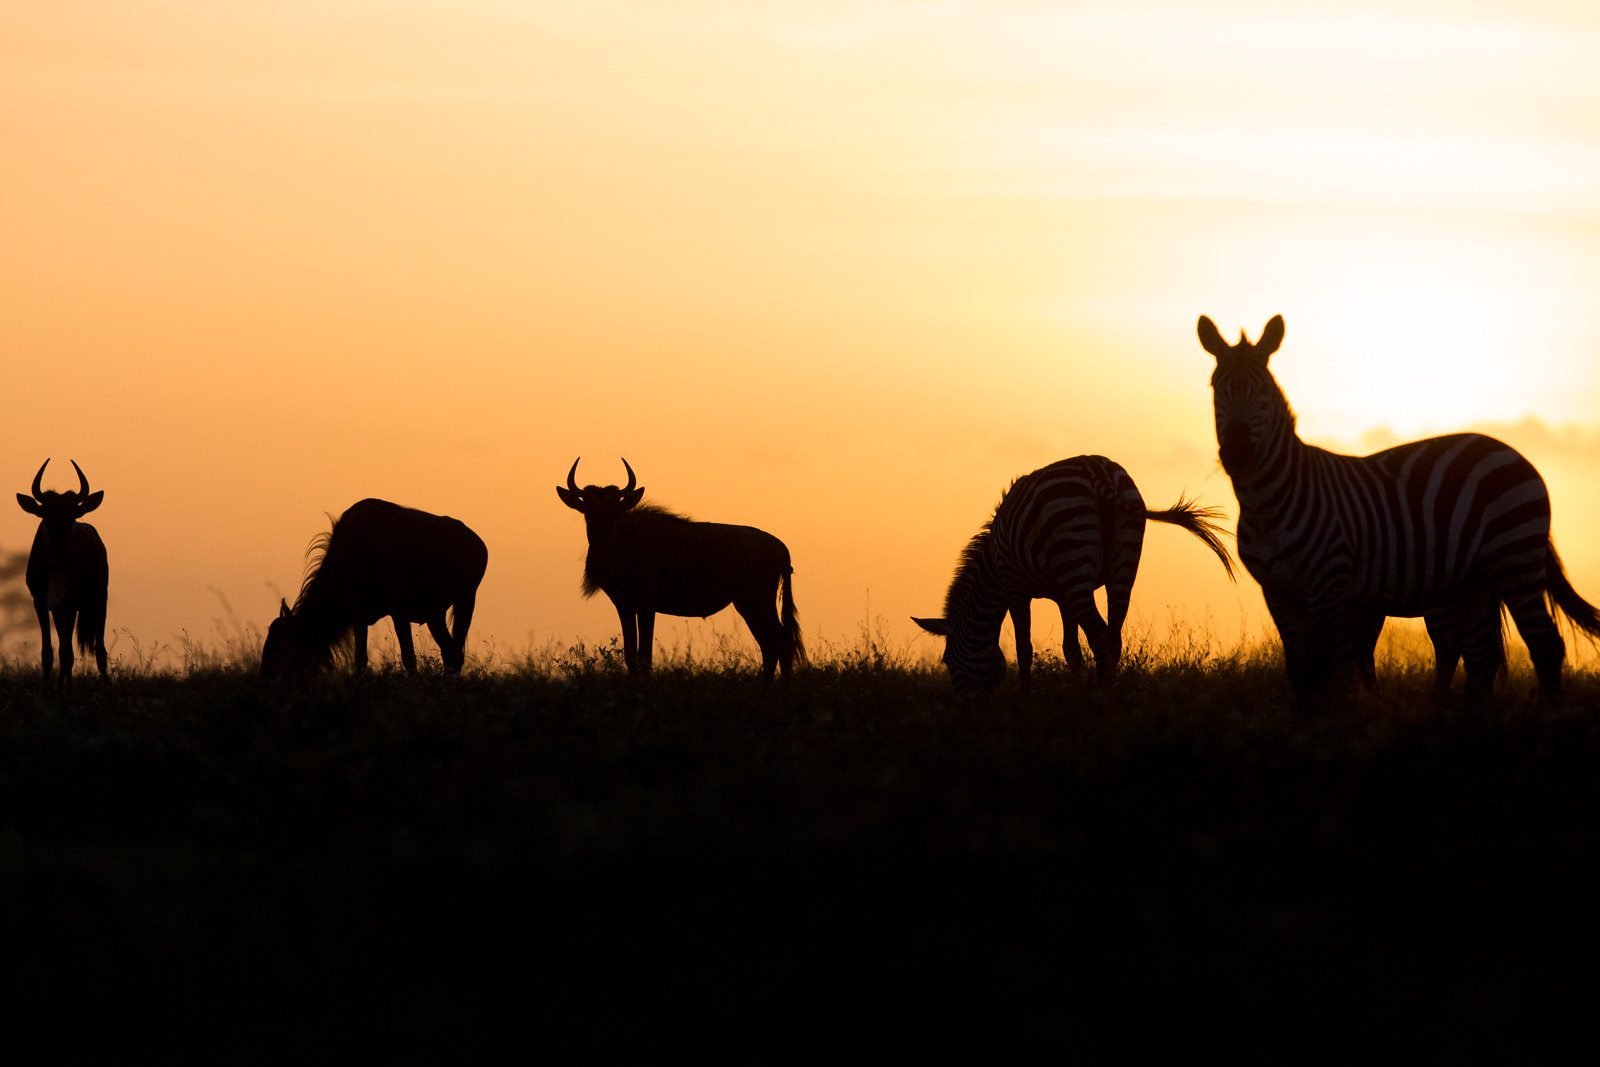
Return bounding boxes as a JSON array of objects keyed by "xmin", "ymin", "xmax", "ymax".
[
  {"xmin": 1199, "ymin": 313, "xmax": 1600, "ymax": 707},
  {"xmin": 913, "ymin": 455, "xmax": 1235, "ymax": 692}
]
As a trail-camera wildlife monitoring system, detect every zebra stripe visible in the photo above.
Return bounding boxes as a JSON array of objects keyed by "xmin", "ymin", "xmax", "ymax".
[
  {"xmin": 1200, "ymin": 313, "xmax": 1599, "ymax": 705},
  {"xmin": 914, "ymin": 455, "xmax": 1234, "ymax": 692}
]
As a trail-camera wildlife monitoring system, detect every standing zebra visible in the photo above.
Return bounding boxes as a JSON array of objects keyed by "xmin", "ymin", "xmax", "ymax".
[
  {"xmin": 1199, "ymin": 313, "xmax": 1600, "ymax": 707},
  {"xmin": 913, "ymin": 456, "xmax": 1235, "ymax": 692}
]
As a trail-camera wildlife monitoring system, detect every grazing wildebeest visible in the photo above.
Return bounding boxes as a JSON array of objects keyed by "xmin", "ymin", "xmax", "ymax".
[
  {"xmin": 556, "ymin": 458, "xmax": 803, "ymax": 681},
  {"xmin": 914, "ymin": 455, "xmax": 1235, "ymax": 693},
  {"xmin": 15, "ymin": 459, "xmax": 109, "ymax": 685},
  {"xmin": 261, "ymin": 498, "xmax": 488, "ymax": 678},
  {"xmin": 1200, "ymin": 313, "xmax": 1600, "ymax": 708}
]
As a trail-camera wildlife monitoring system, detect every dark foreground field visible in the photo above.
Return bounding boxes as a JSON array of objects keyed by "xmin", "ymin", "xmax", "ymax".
[{"xmin": 3, "ymin": 644, "xmax": 1600, "ymax": 1056}]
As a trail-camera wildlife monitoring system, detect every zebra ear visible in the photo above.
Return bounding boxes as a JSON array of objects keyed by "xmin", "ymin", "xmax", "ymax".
[
  {"xmin": 911, "ymin": 615, "xmax": 950, "ymax": 636},
  {"xmin": 1256, "ymin": 315, "xmax": 1285, "ymax": 359},
  {"xmin": 1197, "ymin": 316, "xmax": 1230, "ymax": 359}
]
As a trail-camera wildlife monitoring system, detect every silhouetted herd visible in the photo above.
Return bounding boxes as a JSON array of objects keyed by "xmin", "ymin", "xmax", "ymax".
[{"xmin": 15, "ymin": 314, "xmax": 1600, "ymax": 708}]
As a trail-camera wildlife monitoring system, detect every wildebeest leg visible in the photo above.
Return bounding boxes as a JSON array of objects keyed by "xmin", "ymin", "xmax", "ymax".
[
  {"xmin": 737, "ymin": 595, "xmax": 786, "ymax": 683},
  {"xmin": 638, "ymin": 610, "xmax": 656, "ymax": 674},
  {"xmin": 1052, "ymin": 600, "xmax": 1084, "ymax": 671},
  {"xmin": 426, "ymin": 613, "xmax": 461, "ymax": 674},
  {"xmin": 1011, "ymin": 602, "xmax": 1032, "ymax": 688},
  {"xmin": 35, "ymin": 601, "xmax": 52, "ymax": 683},
  {"xmin": 352, "ymin": 625, "xmax": 369, "ymax": 674},
  {"xmin": 394, "ymin": 619, "xmax": 417, "ymax": 675},
  {"xmin": 612, "ymin": 600, "xmax": 638, "ymax": 674},
  {"xmin": 54, "ymin": 608, "xmax": 76, "ymax": 686},
  {"xmin": 446, "ymin": 594, "xmax": 476, "ymax": 672}
]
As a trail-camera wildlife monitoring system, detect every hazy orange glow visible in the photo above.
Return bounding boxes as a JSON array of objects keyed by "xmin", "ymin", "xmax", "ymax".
[{"xmin": 5, "ymin": 2, "xmax": 1600, "ymax": 666}]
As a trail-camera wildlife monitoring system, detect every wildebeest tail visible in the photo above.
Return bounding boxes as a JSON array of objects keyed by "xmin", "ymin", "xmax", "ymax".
[
  {"xmin": 76, "ymin": 601, "xmax": 106, "ymax": 656},
  {"xmin": 1144, "ymin": 495, "xmax": 1237, "ymax": 581},
  {"xmin": 781, "ymin": 566, "xmax": 806, "ymax": 665},
  {"xmin": 1545, "ymin": 539, "xmax": 1600, "ymax": 640}
]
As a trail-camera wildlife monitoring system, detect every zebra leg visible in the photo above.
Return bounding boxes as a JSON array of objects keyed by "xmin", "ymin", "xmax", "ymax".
[
  {"xmin": 1104, "ymin": 582, "xmax": 1132, "ymax": 680},
  {"xmin": 394, "ymin": 619, "xmax": 418, "ymax": 674},
  {"xmin": 1502, "ymin": 589, "xmax": 1566, "ymax": 703},
  {"xmin": 1053, "ymin": 600, "xmax": 1084, "ymax": 671},
  {"xmin": 1357, "ymin": 612, "xmax": 1384, "ymax": 689},
  {"xmin": 1067, "ymin": 594, "xmax": 1113, "ymax": 682},
  {"xmin": 1423, "ymin": 612, "xmax": 1462, "ymax": 705},
  {"xmin": 1011, "ymin": 603, "xmax": 1032, "ymax": 688},
  {"xmin": 1455, "ymin": 608, "xmax": 1505, "ymax": 712}
]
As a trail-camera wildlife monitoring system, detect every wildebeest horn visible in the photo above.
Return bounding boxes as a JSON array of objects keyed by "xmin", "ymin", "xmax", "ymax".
[
  {"xmin": 71, "ymin": 459, "xmax": 90, "ymax": 499},
  {"xmin": 566, "ymin": 458, "xmax": 581, "ymax": 493},
  {"xmin": 621, "ymin": 457, "xmax": 637, "ymax": 492},
  {"xmin": 31, "ymin": 459, "xmax": 48, "ymax": 502}
]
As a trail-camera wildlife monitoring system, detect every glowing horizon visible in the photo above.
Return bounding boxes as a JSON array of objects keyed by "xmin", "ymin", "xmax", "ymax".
[{"xmin": 5, "ymin": 1, "xmax": 1600, "ymax": 666}]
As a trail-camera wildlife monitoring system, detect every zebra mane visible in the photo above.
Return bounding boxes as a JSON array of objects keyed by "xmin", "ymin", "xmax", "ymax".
[{"xmin": 943, "ymin": 483, "xmax": 1011, "ymax": 621}]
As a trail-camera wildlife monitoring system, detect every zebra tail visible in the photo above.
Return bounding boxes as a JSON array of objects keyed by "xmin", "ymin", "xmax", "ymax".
[
  {"xmin": 781, "ymin": 566, "xmax": 806, "ymax": 665},
  {"xmin": 1545, "ymin": 539, "xmax": 1600, "ymax": 640},
  {"xmin": 1144, "ymin": 495, "xmax": 1238, "ymax": 582}
]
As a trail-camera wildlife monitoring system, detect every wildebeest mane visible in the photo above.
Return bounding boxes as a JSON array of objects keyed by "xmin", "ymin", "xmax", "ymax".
[
  {"xmin": 289, "ymin": 512, "xmax": 355, "ymax": 668},
  {"xmin": 580, "ymin": 500, "xmax": 693, "ymax": 598}
]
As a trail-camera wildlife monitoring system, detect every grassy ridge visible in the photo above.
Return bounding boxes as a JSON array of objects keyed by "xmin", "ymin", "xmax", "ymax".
[{"xmin": 1, "ymin": 645, "xmax": 1598, "ymax": 1054}]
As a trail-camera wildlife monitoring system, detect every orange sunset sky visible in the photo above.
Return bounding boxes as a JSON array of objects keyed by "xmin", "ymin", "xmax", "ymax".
[{"xmin": 5, "ymin": 1, "xmax": 1600, "ymax": 666}]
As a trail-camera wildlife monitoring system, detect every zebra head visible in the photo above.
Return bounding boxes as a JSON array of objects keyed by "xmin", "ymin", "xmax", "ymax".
[
  {"xmin": 1198, "ymin": 315, "xmax": 1288, "ymax": 479},
  {"xmin": 913, "ymin": 614, "xmax": 1007, "ymax": 694}
]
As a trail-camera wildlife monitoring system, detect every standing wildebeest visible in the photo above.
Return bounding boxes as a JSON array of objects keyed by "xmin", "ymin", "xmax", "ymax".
[
  {"xmin": 15, "ymin": 459, "xmax": 109, "ymax": 685},
  {"xmin": 556, "ymin": 458, "xmax": 803, "ymax": 681},
  {"xmin": 914, "ymin": 455, "xmax": 1235, "ymax": 693},
  {"xmin": 1200, "ymin": 313, "xmax": 1600, "ymax": 708},
  {"xmin": 261, "ymin": 499, "xmax": 488, "ymax": 678}
]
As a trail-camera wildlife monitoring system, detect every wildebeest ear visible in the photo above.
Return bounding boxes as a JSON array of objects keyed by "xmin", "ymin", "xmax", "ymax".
[
  {"xmin": 622, "ymin": 487, "xmax": 645, "ymax": 509},
  {"xmin": 1255, "ymin": 315, "xmax": 1284, "ymax": 360},
  {"xmin": 911, "ymin": 616, "xmax": 949, "ymax": 636},
  {"xmin": 279, "ymin": 599, "xmax": 293, "ymax": 619},
  {"xmin": 16, "ymin": 494, "xmax": 43, "ymax": 516},
  {"xmin": 78, "ymin": 490, "xmax": 104, "ymax": 515},
  {"xmin": 555, "ymin": 485, "xmax": 582, "ymax": 510},
  {"xmin": 1197, "ymin": 316, "xmax": 1231, "ymax": 359}
]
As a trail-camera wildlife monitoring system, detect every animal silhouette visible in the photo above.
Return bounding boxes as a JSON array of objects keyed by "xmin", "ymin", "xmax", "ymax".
[
  {"xmin": 1200, "ymin": 313, "xmax": 1600, "ymax": 708},
  {"xmin": 15, "ymin": 459, "xmax": 109, "ymax": 685},
  {"xmin": 261, "ymin": 499, "xmax": 488, "ymax": 678},
  {"xmin": 557, "ymin": 458, "xmax": 803, "ymax": 681},
  {"xmin": 914, "ymin": 455, "xmax": 1235, "ymax": 692}
]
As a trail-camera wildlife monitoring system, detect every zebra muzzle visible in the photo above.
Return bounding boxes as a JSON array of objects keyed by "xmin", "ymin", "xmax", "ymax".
[{"xmin": 1218, "ymin": 420, "xmax": 1254, "ymax": 474}]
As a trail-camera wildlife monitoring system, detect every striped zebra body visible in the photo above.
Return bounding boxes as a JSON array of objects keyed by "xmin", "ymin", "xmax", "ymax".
[
  {"xmin": 914, "ymin": 456, "xmax": 1234, "ymax": 691},
  {"xmin": 1201, "ymin": 314, "xmax": 1599, "ymax": 705}
]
